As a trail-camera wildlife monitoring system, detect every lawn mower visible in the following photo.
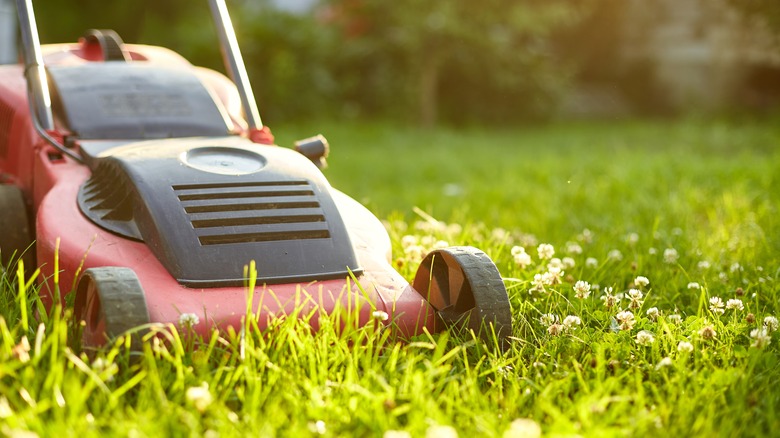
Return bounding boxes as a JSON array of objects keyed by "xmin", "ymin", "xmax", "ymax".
[{"xmin": 0, "ymin": 0, "xmax": 512, "ymax": 347}]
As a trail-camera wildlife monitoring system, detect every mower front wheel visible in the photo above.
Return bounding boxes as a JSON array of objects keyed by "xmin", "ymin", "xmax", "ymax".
[
  {"xmin": 75, "ymin": 267, "xmax": 150, "ymax": 349},
  {"xmin": 413, "ymin": 246, "xmax": 512, "ymax": 349}
]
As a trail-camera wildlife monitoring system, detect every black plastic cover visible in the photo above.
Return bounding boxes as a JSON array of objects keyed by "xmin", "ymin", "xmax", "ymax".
[
  {"xmin": 48, "ymin": 63, "xmax": 230, "ymax": 139},
  {"xmin": 78, "ymin": 137, "xmax": 362, "ymax": 287}
]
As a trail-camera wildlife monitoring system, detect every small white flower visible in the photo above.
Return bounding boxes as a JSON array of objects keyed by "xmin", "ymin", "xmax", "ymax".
[
  {"xmin": 514, "ymin": 250, "xmax": 533, "ymax": 269},
  {"xmin": 687, "ymin": 282, "xmax": 700, "ymax": 290},
  {"xmin": 563, "ymin": 315, "xmax": 582, "ymax": 330},
  {"xmin": 384, "ymin": 431, "xmax": 412, "ymax": 438},
  {"xmin": 627, "ymin": 289, "xmax": 644, "ymax": 309},
  {"xmin": 540, "ymin": 313, "xmax": 558, "ymax": 327},
  {"xmin": 372, "ymin": 310, "xmax": 389, "ymax": 321},
  {"xmin": 566, "ymin": 242, "xmax": 583, "ymax": 255},
  {"xmin": 546, "ymin": 266, "xmax": 563, "ymax": 284},
  {"xmin": 601, "ymin": 288, "xmax": 622, "ymax": 309},
  {"xmin": 634, "ymin": 276, "xmax": 650, "ymax": 287},
  {"xmin": 750, "ymin": 328, "xmax": 772, "ymax": 349},
  {"xmin": 185, "ymin": 382, "xmax": 213, "ymax": 412},
  {"xmin": 401, "ymin": 235, "xmax": 418, "ymax": 248},
  {"xmin": 656, "ymin": 357, "xmax": 673, "ymax": 369},
  {"xmin": 537, "ymin": 243, "xmax": 555, "ymax": 260},
  {"xmin": 577, "ymin": 228, "xmax": 593, "ymax": 243},
  {"xmin": 511, "ymin": 246, "xmax": 525, "ymax": 256},
  {"xmin": 667, "ymin": 314, "xmax": 683, "ymax": 325},
  {"xmin": 709, "ymin": 297, "xmax": 725, "ymax": 315},
  {"xmin": 503, "ymin": 418, "xmax": 542, "ymax": 438},
  {"xmin": 677, "ymin": 340, "xmax": 694, "ymax": 353},
  {"xmin": 646, "ymin": 307, "xmax": 660, "ymax": 321},
  {"xmin": 663, "ymin": 248, "xmax": 679, "ymax": 264},
  {"xmin": 627, "ymin": 232, "xmax": 639, "ymax": 245},
  {"xmin": 699, "ymin": 325, "xmax": 717, "ymax": 340},
  {"xmin": 729, "ymin": 262, "xmax": 742, "ymax": 273},
  {"xmin": 585, "ymin": 257, "xmax": 598, "ymax": 269},
  {"xmin": 697, "ymin": 260, "xmax": 711, "ymax": 270},
  {"xmin": 548, "ymin": 257, "xmax": 564, "ymax": 270},
  {"xmin": 547, "ymin": 323, "xmax": 565, "ymax": 336},
  {"xmin": 562, "ymin": 257, "xmax": 576, "ymax": 269},
  {"xmin": 309, "ymin": 420, "xmax": 327, "ymax": 435},
  {"xmin": 648, "ymin": 247, "xmax": 658, "ymax": 255},
  {"xmin": 607, "ymin": 249, "xmax": 623, "ymax": 261},
  {"xmin": 573, "ymin": 280, "xmax": 591, "ymax": 299},
  {"xmin": 725, "ymin": 299, "xmax": 744, "ymax": 311},
  {"xmin": 616, "ymin": 311, "xmax": 636, "ymax": 331},
  {"xmin": 764, "ymin": 316, "xmax": 779, "ymax": 332},
  {"xmin": 636, "ymin": 330, "xmax": 655, "ymax": 346},
  {"xmin": 426, "ymin": 424, "xmax": 458, "ymax": 438},
  {"xmin": 179, "ymin": 313, "xmax": 200, "ymax": 328}
]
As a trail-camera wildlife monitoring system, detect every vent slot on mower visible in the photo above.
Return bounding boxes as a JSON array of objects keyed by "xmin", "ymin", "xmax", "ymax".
[{"xmin": 174, "ymin": 180, "xmax": 332, "ymax": 247}]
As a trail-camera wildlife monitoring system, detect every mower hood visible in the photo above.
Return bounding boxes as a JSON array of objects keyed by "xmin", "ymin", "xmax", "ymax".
[{"xmin": 77, "ymin": 137, "xmax": 362, "ymax": 287}]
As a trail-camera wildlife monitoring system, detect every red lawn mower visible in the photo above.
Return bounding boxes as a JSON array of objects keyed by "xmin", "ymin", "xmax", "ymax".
[{"xmin": 0, "ymin": 0, "xmax": 512, "ymax": 347}]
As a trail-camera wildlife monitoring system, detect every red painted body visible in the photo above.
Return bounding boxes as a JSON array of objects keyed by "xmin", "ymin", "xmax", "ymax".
[{"xmin": 0, "ymin": 39, "xmax": 437, "ymax": 341}]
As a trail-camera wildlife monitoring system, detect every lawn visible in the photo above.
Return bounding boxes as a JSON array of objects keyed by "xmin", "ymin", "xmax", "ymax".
[{"xmin": 1, "ymin": 117, "xmax": 779, "ymax": 437}]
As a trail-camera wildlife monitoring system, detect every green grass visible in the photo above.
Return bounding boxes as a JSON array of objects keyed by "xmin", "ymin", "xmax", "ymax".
[{"xmin": 1, "ymin": 117, "xmax": 779, "ymax": 437}]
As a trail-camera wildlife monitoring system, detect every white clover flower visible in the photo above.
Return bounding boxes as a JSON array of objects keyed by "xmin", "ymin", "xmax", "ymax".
[
  {"xmin": 185, "ymin": 382, "xmax": 213, "ymax": 412},
  {"xmin": 699, "ymin": 325, "xmax": 717, "ymax": 340},
  {"xmin": 514, "ymin": 250, "xmax": 533, "ymax": 269},
  {"xmin": 764, "ymin": 316, "xmax": 779, "ymax": 332},
  {"xmin": 648, "ymin": 247, "xmax": 658, "ymax": 255},
  {"xmin": 548, "ymin": 258, "xmax": 564, "ymax": 270},
  {"xmin": 585, "ymin": 257, "xmax": 598, "ymax": 269},
  {"xmin": 573, "ymin": 280, "xmax": 591, "ymax": 299},
  {"xmin": 447, "ymin": 223, "xmax": 462, "ymax": 235},
  {"xmin": 709, "ymin": 297, "xmax": 725, "ymax": 315},
  {"xmin": 433, "ymin": 240, "xmax": 449, "ymax": 250},
  {"xmin": 667, "ymin": 314, "xmax": 683, "ymax": 325},
  {"xmin": 636, "ymin": 330, "xmax": 655, "ymax": 346},
  {"xmin": 634, "ymin": 276, "xmax": 650, "ymax": 288},
  {"xmin": 697, "ymin": 260, "xmax": 711, "ymax": 270},
  {"xmin": 577, "ymin": 229, "xmax": 593, "ymax": 243},
  {"xmin": 627, "ymin": 289, "xmax": 644, "ymax": 309},
  {"xmin": 546, "ymin": 266, "xmax": 563, "ymax": 285},
  {"xmin": 601, "ymin": 288, "xmax": 622, "ymax": 309},
  {"xmin": 384, "ymin": 431, "xmax": 412, "ymax": 438},
  {"xmin": 537, "ymin": 243, "xmax": 555, "ymax": 260},
  {"xmin": 687, "ymin": 282, "xmax": 700, "ymax": 290},
  {"xmin": 616, "ymin": 311, "xmax": 636, "ymax": 331},
  {"xmin": 401, "ymin": 235, "xmax": 418, "ymax": 248},
  {"xmin": 539, "ymin": 313, "xmax": 558, "ymax": 327},
  {"xmin": 562, "ymin": 257, "xmax": 576, "ymax": 269},
  {"xmin": 566, "ymin": 242, "xmax": 583, "ymax": 255},
  {"xmin": 646, "ymin": 307, "xmax": 660, "ymax": 321},
  {"xmin": 529, "ymin": 274, "xmax": 547, "ymax": 294},
  {"xmin": 725, "ymin": 299, "xmax": 744, "ymax": 311},
  {"xmin": 729, "ymin": 262, "xmax": 742, "ymax": 273},
  {"xmin": 627, "ymin": 232, "xmax": 639, "ymax": 245},
  {"xmin": 372, "ymin": 310, "xmax": 389, "ymax": 321},
  {"xmin": 511, "ymin": 246, "xmax": 525, "ymax": 256},
  {"xmin": 547, "ymin": 323, "xmax": 565, "ymax": 336},
  {"xmin": 179, "ymin": 313, "xmax": 200, "ymax": 328},
  {"xmin": 492, "ymin": 227, "xmax": 510, "ymax": 242},
  {"xmin": 656, "ymin": 357, "xmax": 673, "ymax": 369},
  {"xmin": 718, "ymin": 272, "xmax": 728, "ymax": 282},
  {"xmin": 503, "ymin": 418, "xmax": 542, "ymax": 438},
  {"xmin": 607, "ymin": 249, "xmax": 623, "ymax": 261},
  {"xmin": 663, "ymin": 248, "xmax": 679, "ymax": 264},
  {"xmin": 426, "ymin": 424, "xmax": 458, "ymax": 438},
  {"xmin": 309, "ymin": 420, "xmax": 327, "ymax": 435},
  {"xmin": 563, "ymin": 315, "xmax": 582, "ymax": 330},
  {"xmin": 677, "ymin": 340, "xmax": 694, "ymax": 353},
  {"xmin": 750, "ymin": 328, "xmax": 772, "ymax": 349}
]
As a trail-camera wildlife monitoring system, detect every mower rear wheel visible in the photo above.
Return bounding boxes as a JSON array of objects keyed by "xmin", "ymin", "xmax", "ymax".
[
  {"xmin": 413, "ymin": 246, "xmax": 512, "ymax": 348},
  {"xmin": 75, "ymin": 267, "xmax": 150, "ymax": 348},
  {"xmin": 0, "ymin": 185, "xmax": 35, "ymax": 270}
]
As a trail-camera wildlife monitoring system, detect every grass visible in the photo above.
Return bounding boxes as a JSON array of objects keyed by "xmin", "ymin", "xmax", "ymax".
[{"xmin": 1, "ymin": 116, "xmax": 779, "ymax": 437}]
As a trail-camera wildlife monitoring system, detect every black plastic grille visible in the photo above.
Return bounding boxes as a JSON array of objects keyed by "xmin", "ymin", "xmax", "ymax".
[{"xmin": 173, "ymin": 180, "xmax": 332, "ymax": 246}]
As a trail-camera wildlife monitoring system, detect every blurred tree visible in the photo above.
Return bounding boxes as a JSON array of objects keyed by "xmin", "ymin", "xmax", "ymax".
[{"xmin": 320, "ymin": 0, "xmax": 583, "ymax": 126}]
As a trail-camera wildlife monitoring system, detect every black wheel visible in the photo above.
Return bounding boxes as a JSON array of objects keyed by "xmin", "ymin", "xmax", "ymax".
[
  {"xmin": 413, "ymin": 246, "xmax": 512, "ymax": 348},
  {"xmin": 75, "ymin": 267, "xmax": 150, "ymax": 348},
  {"xmin": 0, "ymin": 185, "xmax": 35, "ymax": 271}
]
